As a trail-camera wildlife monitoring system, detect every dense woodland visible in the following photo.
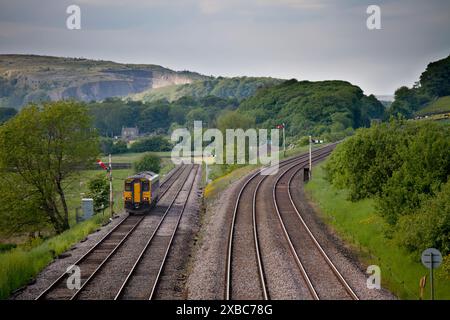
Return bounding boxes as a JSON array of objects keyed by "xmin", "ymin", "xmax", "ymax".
[
  {"xmin": 88, "ymin": 79, "xmax": 386, "ymax": 148},
  {"xmin": 135, "ymin": 76, "xmax": 283, "ymax": 103},
  {"xmin": 389, "ymin": 55, "xmax": 450, "ymax": 118}
]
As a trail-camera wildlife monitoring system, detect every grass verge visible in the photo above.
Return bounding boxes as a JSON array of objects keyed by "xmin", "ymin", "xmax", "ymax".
[
  {"xmin": 0, "ymin": 213, "xmax": 109, "ymax": 299},
  {"xmin": 304, "ymin": 162, "xmax": 450, "ymax": 300}
]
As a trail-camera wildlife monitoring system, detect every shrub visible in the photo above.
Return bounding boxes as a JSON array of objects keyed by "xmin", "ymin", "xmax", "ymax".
[
  {"xmin": 134, "ymin": 153, "xmax": 161, "ymax": 173},
  {"xmin": 129, "ymin": 135, "xmax": 172, "ymax": 153},
  {"xmin": 100, "ymin": 138, "xmax": 128, "ymax": 155},
  {"xmin": 395, "ymin": 180, "xmax": 450, "ymax": 255},
  {"xmin": 86, "ymin": 174, "xmax": 109, "ymax": 212}
]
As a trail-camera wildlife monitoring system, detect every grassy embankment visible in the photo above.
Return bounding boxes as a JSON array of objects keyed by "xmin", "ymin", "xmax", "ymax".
[
  {"xmin": 0, "ymin": 152, "xmax": 174, "ymax": 299},
  {"xmin": 305, "ymin": 162, "xmax": 450, "ymax": 300},
  {"xmin": 416, "ymin": 96, "xmax": 450, "ymax": 116}
]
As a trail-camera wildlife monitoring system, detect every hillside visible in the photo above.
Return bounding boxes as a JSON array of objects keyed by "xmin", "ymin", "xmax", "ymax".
[
  {"xmin": 415, "ymin": 96, "xmax": 450, "ymax": 116},
  {"xmin": 0, "ymin": 54, "xmax": 208, "ymax": 109},
  {"xmin": 238, "ymin": 79, "xmax": 386, "ymax": 139},
  {"xmin": 389, "ymin": 54, "xmax": 450, "ymax": 118},
  {"xmin": 131, "ymin": 76, "xmax": 283, "ymax": 102}
]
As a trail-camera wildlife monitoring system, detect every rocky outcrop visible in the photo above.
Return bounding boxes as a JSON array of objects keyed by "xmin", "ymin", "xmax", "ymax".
[{"xmin": 0, "ymin": 54, "xmax": 209, "ymax": 108}]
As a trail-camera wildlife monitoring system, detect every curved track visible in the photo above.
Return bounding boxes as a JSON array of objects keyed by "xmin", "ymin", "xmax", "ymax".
[
  {"xmin": 273, "ymin": 153, "xmax": 359, "ymax": 300},
  {"xmin": 225, "ymin": 145, "xmax": 358, "ymax": 300}
]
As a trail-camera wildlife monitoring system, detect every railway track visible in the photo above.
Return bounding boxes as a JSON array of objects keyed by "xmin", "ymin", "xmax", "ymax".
[
  {"xmin": 115, "ymin": 164, "xmax": 200, "ymax": 300},
  {"xmin": 35, "ymin": 164, "xmax": 196, "ymax": 300},
  {"xmin": 273, "ymin": 152, "xmax": 359, "ymax": 300},
  {"xmin": 225, "ymin": 144, "xmax": 358, "ymax": 300},
  {"xmin": 159, "ymin": 165, "xmax": 184, "ymax": 197}
]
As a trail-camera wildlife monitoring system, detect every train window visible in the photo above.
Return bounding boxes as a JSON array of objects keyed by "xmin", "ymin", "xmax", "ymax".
[
  {"xmin": 142, "ymin": 181, "xmax": 150, "ymax": 191},
  {"xmin": 125, "ymin": 183, "xmax": 132, "ymax": 191}
]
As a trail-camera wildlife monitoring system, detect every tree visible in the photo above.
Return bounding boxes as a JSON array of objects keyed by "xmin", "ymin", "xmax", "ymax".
[
  {"xmin": 99, "ymin": 137, "xmax": 114, "ymax": 154},
  {"xmin": 217, "ymin": 110, "xmax": 255, "ymax": 132},
  {"xmin": 112, "ymin": 140, "xmax": 128, "ymax": 154},
  {"xmin": 129, "ymin": 135, "xmax": 172, "ymax": 153},
  {"xmin": 137, "ymin": 103, "xmax": 171, "ymax": 134},
  {"xmin": 134, "ymin": 153, "xmax": 161, "ymax": 173},
  {"xmin": 0, "ymin": 107, "xmax": 17, "ymax": 124},
  {"xmin": 420, "ymin": 55, "xmax": 450, "ymax": 98},
  {"xmin": 395, "ymin": 179, "xmax": 450, "ymax": 255},
  {"xmin": 87, "ymin": 174, "xmax": 109, "ymax": 213},
  {"xmin": 0, "ymin": 101, "xmax": 99, "ymax": 234}
]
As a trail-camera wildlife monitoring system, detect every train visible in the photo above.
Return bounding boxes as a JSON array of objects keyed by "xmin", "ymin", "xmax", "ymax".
[{"xmin": 123, "ymin": 171, "xmax": 160, "ymax": 214}]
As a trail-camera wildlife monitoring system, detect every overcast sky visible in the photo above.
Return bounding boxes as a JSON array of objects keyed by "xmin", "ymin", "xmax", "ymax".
[{"xmin": 0, "ymin": 0, "xmax": 449, "ymax": 95}]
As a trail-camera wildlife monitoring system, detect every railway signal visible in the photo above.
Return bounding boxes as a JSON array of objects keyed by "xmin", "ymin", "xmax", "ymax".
[
  {"xmin": 109, "ymin": 154, "xmax": 113, "ymax": 217},
  {"xmin": 96, "ymin": 157, "xmax": 113, "ymax": 217},
  {"xmin": 96, "ymin": 159, "xmax": 109, "ymax": 171},
  {"xmin": 309, "ymin": 135, "xmax": 312, "ymax": 180}
]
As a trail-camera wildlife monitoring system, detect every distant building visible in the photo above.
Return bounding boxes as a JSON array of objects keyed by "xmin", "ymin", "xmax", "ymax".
[{"xmin": 121, "ymin": 127, "xmax": 139, "ymax": 141}]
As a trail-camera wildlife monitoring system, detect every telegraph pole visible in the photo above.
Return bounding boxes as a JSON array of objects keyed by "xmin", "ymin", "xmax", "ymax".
[
  {"xmin": 109, "ymin": 154, "xmax": 113, "ymax": 217},
  {"xmin": 283, "ymin": 123, "xmax": 286, "ymax": 157},
  {"xmin": 309, "ymin": 135, "xmax": 312, "ymax": 180}
]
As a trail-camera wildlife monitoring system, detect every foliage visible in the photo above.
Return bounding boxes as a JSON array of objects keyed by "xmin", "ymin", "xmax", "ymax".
[
  {"xmin": 0, "ymin": 101, "xmax": 99, "ymax": 234},
  {"xmin": 134, "ymin": 153, "xmax": 161, "ymax": 173},
  {"xmin": 0, "ymin": 213, "xmax": 109, "ymax": 299},
  {"xmin": 389, "ymin": 86, "xmax": 430, "ymax": 118},
  {"xmin": 0, "ymin": 173, "xmax": 49, "ymax": 236},
  {"xmin": 135, "ymin": 76, "xmax": 282, "ymax": 102},
  {"xmin": 238, "ymin": 79, "xmax": 385, "ymax": 139},
  {"xmin": 326, "ymin": 120, "xmax": 450, "ymax": 263},
  {"xmin": 440, "ymin": 255, "xmax": 450, "ymax": 280},
  {"xmin": 306, "ymin": 163, "xmax": 450, "ymax": 300},
  {"xmin": 420, "ymin": 55, "xmax": 450, "ymax": 98},
  {"xmin": 87, "ymin": 96, "xmax": 238, "ymax": 137},
  {"xmin": 216, "ymin": 110, "xmax": 255, "ymax": 131},
  {"xmin": 129, "ymin": 135, "xmax": 172, "ymax": 153},
  {"xmin": 89, "ymin": 99, "xmax": 143, "ymax": 137},
  {"xmin": 416, "ymin": 96, "xmax": 450, "ymax": 116},
  {"xmin": 0, "ymin": 243, "xmax": 16, "ymax": 253},
  {"xmin": 389, "ymin": 55, "xmax": 450, "ymax": 118},
  {"xmin": 86, "ymin": 174, "xmax": 109, "ymax": 212},
  {"xmin": 377, "ymin": 123, "xmax": 450, "ymax": 224},
  {"xmin": 395, "ymin": 180, "xmax": 450, "ymax": 255},
  {"xmin": 99, "ymin": 137, "xmax": 128, "ymax": 155},
  {"xmin": 0, "ymin": 107, "xmax": 17, "ymax": 124}
]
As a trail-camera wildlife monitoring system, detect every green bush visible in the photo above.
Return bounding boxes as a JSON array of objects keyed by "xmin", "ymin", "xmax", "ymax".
[
  {"xmin": 100, "ymin": 138, "xmax": 128, "ymax": 155},
  {"xmin": 86, "ymin": 174, "xmax": 109, "ymax": 212},
  {"xmin": 395, "ymin": 180, "xmax": 450, "ymax": 254},
  {"xmin": 326, "ymin": 119, "xmax": 450, "ymax": 260},
  {"xmin": 0, "ymin": 107, "xmax": 17, "ymax": 124},
  {"xmin": 0, "ymin": 243, "xmax": 16, "ymax": 253},
  {"xmin": 129, "ymin": 135, "xmax": 172, "ymax": 153},
  {"xmin": 112, "ymin": 140, "xmax": 128, "ymax": 154},
  {"xmin": 134, "ymin": 153, "xmax": 161, "ymax": 173}
]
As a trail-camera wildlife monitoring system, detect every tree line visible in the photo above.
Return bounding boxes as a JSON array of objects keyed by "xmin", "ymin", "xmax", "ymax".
[
  {"xmin": 325, "ymin": 120, "xmax": 450, "ymax": 275},
  {"xmin": 389, "ymin": 55, "xmax": 450, "ymax": 118}
]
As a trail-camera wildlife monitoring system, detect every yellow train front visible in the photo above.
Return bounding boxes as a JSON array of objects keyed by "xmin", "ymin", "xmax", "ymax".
[{"xmin": 123, "ymin": 171, "xmax": 160, "ymax": 214}]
